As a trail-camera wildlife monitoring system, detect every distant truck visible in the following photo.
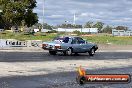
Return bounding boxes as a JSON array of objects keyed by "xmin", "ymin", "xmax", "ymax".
[{"xmin": 42, "ymin": 36, "xmax": 98, "ymax": 56}]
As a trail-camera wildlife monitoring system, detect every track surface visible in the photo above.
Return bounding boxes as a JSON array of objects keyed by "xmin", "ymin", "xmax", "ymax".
[{"xmin": 0, "ymin": 51, "xmax": 132, "ymax": 88}]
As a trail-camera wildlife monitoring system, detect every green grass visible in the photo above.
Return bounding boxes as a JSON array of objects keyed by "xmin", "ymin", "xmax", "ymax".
[
  {"xmin": 0, "ymin": 31, "xmax": 132, "ymax": 45},
  {"xmin": 0, "ymin": 31, "xmax": 58, "ymax": 41},
  {"xmin": 82, "ymin": 35, "xmax": 132, "ymax": 45}
]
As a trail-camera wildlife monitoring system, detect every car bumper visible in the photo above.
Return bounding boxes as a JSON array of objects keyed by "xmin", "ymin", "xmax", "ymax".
[{"xmin": 42, "ymin": 47, "xmax": 66, "ymax": 52}]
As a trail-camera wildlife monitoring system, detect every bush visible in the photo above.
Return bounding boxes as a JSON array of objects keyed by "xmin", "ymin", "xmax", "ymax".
[
  {"xmin": 47, "ymin": 30, "xmax": 57, "ymax": 33},
  {"xmin": 73, "ymin": 30, "xmax": 81, "ymax": 35}
]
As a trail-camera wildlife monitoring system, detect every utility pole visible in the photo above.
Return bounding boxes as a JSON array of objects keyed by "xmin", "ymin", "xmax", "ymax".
[
  {"xmin": 42, "ymin": 0, "xmax": 45, "ymax": 32},
  {"xmin": 73, "ymin": 12, "xmax": 76, "ymax": 25},
  {"xmin": 0, "ymin": 10, "xmax": 3, "ymax": 45}
]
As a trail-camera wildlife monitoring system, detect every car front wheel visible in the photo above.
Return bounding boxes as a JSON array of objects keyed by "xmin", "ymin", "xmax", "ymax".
[
  {"xmin": 89, "ymin": 48, "xmax": 95, "ymax": 56},
  {"xmin": 63, "ymin": 48, "xmax": 73, "ymax": 55}
]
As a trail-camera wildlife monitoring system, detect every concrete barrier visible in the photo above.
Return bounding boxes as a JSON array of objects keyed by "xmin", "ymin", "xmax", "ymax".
[
  {"xmin": 26, "ymin": 40, "xmax": 43, "ymax": 47},
  {"xmin": 0, "ymin": 39, "xmax": 27, "ymax": 47},
  {"xmin": 0, "ymin": 39, "xmax": 42, "ymax": 48},
  {"xmin": 0, "ymin": 39, "xmax": 6, "ymax": 47},
  {"xmin": 30, "ymin": 40, "xmax": 42, "ymax": 47}
]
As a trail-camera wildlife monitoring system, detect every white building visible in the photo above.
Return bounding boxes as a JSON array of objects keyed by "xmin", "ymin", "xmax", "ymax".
[
  {"xmin": 34, "ymin": 29, "xmax": 40, "ymax": 32},
  {"xmin": 41, "ymin": 29, "xmax": 52, "ymax": 32},
  {"xmin": 54, "ymin": 28, "xmax": 98, "ymax": 33},
  {"xmin": 112, "ymin": 29, "xmax": 132, "ymax": 36}
]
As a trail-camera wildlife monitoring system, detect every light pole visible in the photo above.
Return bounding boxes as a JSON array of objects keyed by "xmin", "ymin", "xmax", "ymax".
[
  {"xmin": 73, "ymin": 12, "xmax": 76, "ymax": 25},
  {"xmin": 0, "ymin": 10, "xmax": 3, "ymax": 45},
  {"xmin": 42, "ymin": 0, "xmax": 45, "ymax": 32}
]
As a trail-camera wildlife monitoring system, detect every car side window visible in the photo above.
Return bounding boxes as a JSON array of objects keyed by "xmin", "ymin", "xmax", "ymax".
[
  {"xmin": 63, "ymin": 37, "xmax": 69, "ymax": 43},
  {"xmin": 77, "ymin": 37, "xmax": 85, "ymax": 44},
  {"xmin": 71, "ymin": 38, "xmax": 78, "ymax": 44}
]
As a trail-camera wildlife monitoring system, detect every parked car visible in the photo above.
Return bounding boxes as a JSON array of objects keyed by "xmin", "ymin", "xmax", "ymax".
[{"xmin": 42, "ymin": 36, "xmax": 98, "ymax": 56}]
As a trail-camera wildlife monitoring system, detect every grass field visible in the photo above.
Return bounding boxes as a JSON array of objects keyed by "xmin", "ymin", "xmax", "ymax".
[
  {"xmin": 82, "ymin": 35, "xmax": 132, "ymax": 45},
  {"xmin": 0, "ymin": 31, "xmax": 57, "ymax": 41},
  {"xmin": 0, "ymin": 31, "xmax": 132, "ymax": 45}
]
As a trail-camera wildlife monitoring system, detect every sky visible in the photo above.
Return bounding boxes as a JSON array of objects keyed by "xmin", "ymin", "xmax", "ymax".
[{"xmin": 34, "ymin": 0, "xmax": 132, "ymax": 29}]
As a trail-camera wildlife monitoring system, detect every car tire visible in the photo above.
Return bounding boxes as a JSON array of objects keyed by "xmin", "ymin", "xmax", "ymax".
[
  {"xmin": 64, "ymin": 48, "xmax": 73, "ymax": 56},
  {"xmin": 49, "ymin": 51, "xmax": 57, "ymax": 55},
  {"xmin": 89, "ymin": 48, "xmax": 95, "ymax": 56},
  {"xmin": 67, "ymin": 48, "xmax": 73, "ymax": 55}
]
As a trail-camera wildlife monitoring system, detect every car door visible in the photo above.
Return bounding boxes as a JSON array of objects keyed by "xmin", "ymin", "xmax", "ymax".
[
  {"xmin": 76, "ymin": 37, "xmax": 88, "ymax": 52},
  {"xmin": 71, "ymin": 37, "xmax": 82, "ymax": 53}
]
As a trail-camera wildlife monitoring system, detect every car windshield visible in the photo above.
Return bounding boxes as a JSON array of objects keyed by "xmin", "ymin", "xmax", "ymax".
[{"xmin": 53, "ymin": 37, "xmax": 70, "ymax": 43}]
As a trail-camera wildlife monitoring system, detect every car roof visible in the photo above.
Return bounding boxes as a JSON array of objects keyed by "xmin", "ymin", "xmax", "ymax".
[{"xmin": 57, "ymin": 35, "xmax": 80, "ymax": 38}]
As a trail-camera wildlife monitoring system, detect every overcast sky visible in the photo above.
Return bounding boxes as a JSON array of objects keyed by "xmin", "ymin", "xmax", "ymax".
[{"xmin": 34, "ymin": 0, "xmax": 132, "ymax": 29}]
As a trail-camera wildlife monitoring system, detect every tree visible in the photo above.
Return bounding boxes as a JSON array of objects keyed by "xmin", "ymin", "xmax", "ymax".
[
  {"xmin": 116, "ymin": 26, "xmax": 128, "ymax": 31},
  {"xmin": 43, "ymin": 23, "xmax": 53, "ymax": 30},
  {"xmin": 0, "ymin": 10, "xmax": 4, "ymax": 29},
  {"xmin": 93, "ymin": 22, "xmax": 104, "ymax": 33},
  {"xmin": 73, "ymin": 30, "xmax": 81, "ymax": 35},
  {"xmin": 0, "ymin": 0, "xmax": 38, "ymax": 29},
  {"xmin": 102, "ymin": 25, "xmax": 113, "ymax": 34},
  {"xmin": 34, "ymin": 23, "xmax": 42, "ymax": 30},
  {"xmin": 84, "ymin": 21, "xmax": 93, "ymax": 28},
  {"xmin": 73, "ymin": 24, "xmax": 82, "ymax": 28},
  {"xmin": 25, "ymin": 9, "xmax": 38, "ymax": 27}
]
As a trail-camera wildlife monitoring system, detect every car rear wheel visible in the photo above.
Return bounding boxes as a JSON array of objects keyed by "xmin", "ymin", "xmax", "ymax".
[
  {"xmin": 49, "ymin": 51, "xmax": 57, "ymax": 55},
  {"xmin": 89, "ymin": 48, "xmax": 95, "ymax": 56}
]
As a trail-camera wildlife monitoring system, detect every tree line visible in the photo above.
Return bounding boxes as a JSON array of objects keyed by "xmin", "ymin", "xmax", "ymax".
[{"xmin": 38, "ymin": 21, "xmax": 128, "ymax": 34}]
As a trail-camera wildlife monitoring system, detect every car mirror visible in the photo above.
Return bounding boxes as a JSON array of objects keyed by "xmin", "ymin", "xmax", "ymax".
[
  {"xmin": 85, "ymin": 41, "xmax": 88, "ymax": 44},
  {"xmin": 83, "ymin": 39, "xmax": 87, "ymax": 44}
]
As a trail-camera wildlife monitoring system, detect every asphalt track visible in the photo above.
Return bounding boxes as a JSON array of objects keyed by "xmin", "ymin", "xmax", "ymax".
[{"xmin": 0, "ymin": 51, "xmax": 132, "ymax": 88}]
